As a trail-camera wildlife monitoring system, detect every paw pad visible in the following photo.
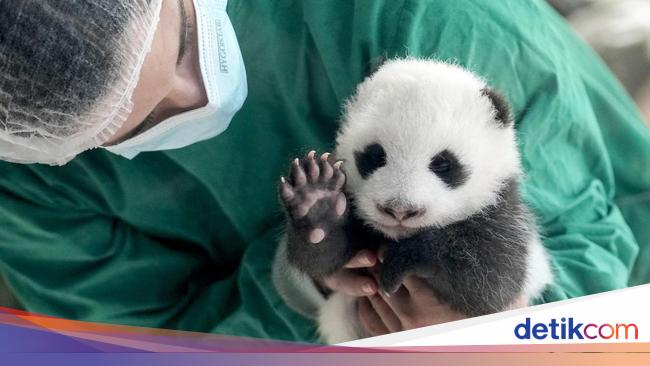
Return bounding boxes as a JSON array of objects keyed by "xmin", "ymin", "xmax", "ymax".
[{"xmin": 279, "ymin": 151, "xmax": 347, "ymax": 244}]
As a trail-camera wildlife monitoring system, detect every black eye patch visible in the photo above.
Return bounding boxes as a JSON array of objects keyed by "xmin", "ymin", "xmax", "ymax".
[
  {"xmin": 429, "ymin": 149, "xmax": 468, "ymax": 188},
  {"xmin": 354, "ymin": 143, "xmax": 387, "ymax": 179}
]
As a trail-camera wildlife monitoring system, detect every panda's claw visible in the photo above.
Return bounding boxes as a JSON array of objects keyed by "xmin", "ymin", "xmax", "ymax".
[
  {"xmin": 331, "ymin": 167, "xmax": 346, "ymax": 191},
  {"xmin": 281, "ymin": 152, "xmax": 348, "ymax": 245},
  {"xmin": 379, "ymin": 267, "xmax": 404, "ymax": 295},
  {"xmin": 307, "ymin": 155, "xmax": 320, "ymax": 182},
  {"xmin": 278, "ymin": 177, "xmax": 295, "ymax": 202},
  {"xmin": 319, "ymin": 154, "xmax": 334, "ymax": 181},
  {"xmin": 290, "ymin": 158, "xmax": 307, "ymax": 186}
]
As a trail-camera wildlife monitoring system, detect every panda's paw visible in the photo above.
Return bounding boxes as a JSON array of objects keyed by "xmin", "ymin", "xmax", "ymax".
[{"xmin": 279, "ymin": 150, "xmax": 347, "ymax": 244}]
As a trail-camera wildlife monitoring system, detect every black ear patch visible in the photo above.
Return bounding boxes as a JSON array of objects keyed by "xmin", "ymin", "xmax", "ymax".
[
  {"xmin": 354, "ymin": 143, "xmax": 387, "ymax": 179},
  {"xmin": 482, "ymin": 88, "xmax": 512, "ymax": 127},
  {"xmin": 429, "ymin": 149, "xmax": 468, "ymax": 188}
]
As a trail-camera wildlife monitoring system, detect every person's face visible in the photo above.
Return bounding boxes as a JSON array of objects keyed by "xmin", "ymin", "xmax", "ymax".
[{"xmin": 106, "ymin": 0, "xmax": 207, "ymax": 144}]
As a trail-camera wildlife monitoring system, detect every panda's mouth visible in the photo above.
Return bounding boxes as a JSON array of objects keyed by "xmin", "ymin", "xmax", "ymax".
[
  {"xmin": 371, "ymin": 209, "xmax": 426, "ymax": 230},
  {"xmin": 370, "ymin": 219, "xmax": 421, "ymax": 239}
]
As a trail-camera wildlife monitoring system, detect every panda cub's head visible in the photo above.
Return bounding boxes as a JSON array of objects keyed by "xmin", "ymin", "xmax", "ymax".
[{"xmin": 335, "ymin": 59, "xmax": 522, "ymax": 240}]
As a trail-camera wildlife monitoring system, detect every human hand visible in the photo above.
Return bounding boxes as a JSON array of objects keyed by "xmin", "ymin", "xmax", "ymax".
[
  {"xmin": 357, "ymin": 275, "xmax": 530, "ymax": 336},
  {"xmin": 356, "ymin": 276, "xmax": 466, "ymax": 336},
  {"xmin": 318, "ymin": 250, "xmax": 379, "ymax": 296}
]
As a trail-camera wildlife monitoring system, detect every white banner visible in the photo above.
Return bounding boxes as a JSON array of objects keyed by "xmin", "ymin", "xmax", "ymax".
[{"xmin": 344, "ymin": 284, "xmax": 650, "ymax": 347}]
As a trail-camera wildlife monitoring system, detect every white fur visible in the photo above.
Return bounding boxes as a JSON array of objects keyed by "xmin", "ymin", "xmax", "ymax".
[
  {"xmin": 318, "ymin": 293, "xmax": 364, "ymax": 344},
  {"xmin": 335, "ymin": 59, "xmax": 520, "ymax": 239},
  {"xmin": 524, "ymin": 235, "xmax": 553, "ymax": 300},
  {"xmin": 315, "ymin": 59, "xmax": 551, "ymax": 343}
]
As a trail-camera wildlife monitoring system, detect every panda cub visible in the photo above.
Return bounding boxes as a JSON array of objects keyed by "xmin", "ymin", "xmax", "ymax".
[{"xmin": 276, "ymin": 59, "xmax": 552, "ymax": 343}]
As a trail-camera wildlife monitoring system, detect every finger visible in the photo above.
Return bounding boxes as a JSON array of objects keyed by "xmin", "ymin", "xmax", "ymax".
[
  {"xmin": 403, "ymin": 276, "xmax": 436, "ymax": 299},
  {"xmin": 357, "ymin": 298, "xmax": 389, "ymax": 337},
  {"xmin": 367, "ymin": 263, "xmax": 381, "ymax": 280},
  {"xmin": 322, "ymin": 270, "xmax": 377, "ymax": 297},
  {"xmin": 344, "ymin": 250, "xmax": 377, "ymax": 269},
  {"xmin": 507, "ymin": 294, "xmax": 529, "ymax": 310},
  {"xmin": 368, "ymin": 295, "xmax": 402, "ymax": 333},
  {"xmin": 380, "ymin": 285, "xmax": 412, "ymax": 319}
]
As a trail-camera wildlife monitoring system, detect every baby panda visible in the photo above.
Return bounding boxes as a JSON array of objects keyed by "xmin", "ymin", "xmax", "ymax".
[{"xmin": 275, "ymin": 59, "xmax": 552, "ymax": 343}]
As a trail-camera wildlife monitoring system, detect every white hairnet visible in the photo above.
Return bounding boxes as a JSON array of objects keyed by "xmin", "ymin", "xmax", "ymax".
[{"xmin": 0, "ymin": 0, "xmax": 162, "ymax": 165}]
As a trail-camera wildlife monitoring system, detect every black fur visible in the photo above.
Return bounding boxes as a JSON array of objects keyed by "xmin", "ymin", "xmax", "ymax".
[
  {"xmin": 354, "ymin": 143, "xmax": 387, "ymax": 179},
  {"xmin": 280, "ymin": 153, "xmax": 386, "ymax": 278},
  {"xmin": 429, "ymin": 149, "xmax": 468, "ymax": 189},
  {"xmin": 379, "ymin": 179, "xmax": 530, "ymax": 316},
  {"xmin": 281, "ymin": 152, "xmax": 530, "ymax": 316},
  {"xmin": 285, "ymin": 195, "xmax": 384, "ymax": 278},
  {"xmin": 482, "ymin": 88, "xmax": 512, "ymax": 127}
]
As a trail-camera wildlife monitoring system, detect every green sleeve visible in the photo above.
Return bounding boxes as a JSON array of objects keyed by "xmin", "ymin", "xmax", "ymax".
[
  {"xmin": 0, "ymin": 183, "xmax": 317, "ymax": 341},
  {"xmin": 0, "ymin": 187, "xmax": 224, "ymax": 330},
  {"xmin": 0, "ymin": 0, "xmax": 647, "ymax": 344},
  {"xmin": 388, "ymin": 0, "xmax": 642, "ymax": 301},
  {"xmin": 571, "ymin": 41, "xmax": 650, "ymax": 285}
]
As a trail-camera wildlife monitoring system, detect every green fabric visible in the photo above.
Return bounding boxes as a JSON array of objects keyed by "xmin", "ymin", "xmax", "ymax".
[{"xmin": 0, "ymin": 0, "xmax": 648, "ymax": 343}]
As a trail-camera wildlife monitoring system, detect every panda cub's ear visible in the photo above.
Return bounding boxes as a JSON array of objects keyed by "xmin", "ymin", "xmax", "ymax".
[{"xmin": 481, "ymin": 88, "xmax": 513, "ymax": 127}]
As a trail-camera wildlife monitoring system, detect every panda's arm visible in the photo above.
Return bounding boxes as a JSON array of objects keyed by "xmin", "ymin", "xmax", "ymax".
[
  {"xmin": 379, "ymin": 212, "xmax": 530, "ymax": 317},
  {"xmin": 277, "ymin": 152, "xmax": 359, "ymax": 279},
  {"xmin": 271, "ymin": 237, "xmax": 327, "ymax": 319}
]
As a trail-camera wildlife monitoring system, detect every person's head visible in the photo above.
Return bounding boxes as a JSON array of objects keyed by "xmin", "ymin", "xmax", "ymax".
[{"xmin": 0, "ymin": 0, "xmax": 239, "ymax": 165}]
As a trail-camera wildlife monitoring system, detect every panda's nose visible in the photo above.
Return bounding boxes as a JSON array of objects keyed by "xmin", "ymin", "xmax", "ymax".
[{"xmin": 377, "ymin": 203, "xmax": 426, "ymax": 222}]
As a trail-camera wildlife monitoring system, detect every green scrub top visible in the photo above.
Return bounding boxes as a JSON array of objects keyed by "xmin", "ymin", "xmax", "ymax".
[{"xmin": 0, "ymin": 0, "xmax": 649, "ymax": 343}]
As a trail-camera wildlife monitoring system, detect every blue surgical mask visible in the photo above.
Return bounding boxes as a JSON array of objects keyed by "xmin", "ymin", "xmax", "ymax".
[{"xmin": 104, "ymin": 0, "xmax": 247, "ymax": 159}]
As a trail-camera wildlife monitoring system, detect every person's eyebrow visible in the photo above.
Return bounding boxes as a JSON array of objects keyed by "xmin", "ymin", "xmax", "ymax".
[{"xmin": 176, "ymin": 0, "xmax": 191, "ymax": 65}]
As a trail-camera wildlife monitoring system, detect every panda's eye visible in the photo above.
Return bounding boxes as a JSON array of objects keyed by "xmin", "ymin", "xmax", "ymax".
[
  {"xmin": 429, "ymin": 150, "xmax": 468, "ymax": 188},
  {"xmin": 429, "ymin": 155, "xmax": 451, "ymax": 173},
  {"xmin": 354, "ymin": 143, "xmax": 386, "ymax": 179}
]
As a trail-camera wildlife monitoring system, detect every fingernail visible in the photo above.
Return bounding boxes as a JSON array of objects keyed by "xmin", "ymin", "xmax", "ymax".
[
  {"xmin": 382, "ymin": 291, "xmax": 391, "ymax": 298},
  {"xmin": 280, "ymin": 176, "xmax": 286, "ymax": 183},
  {"xmin": 362, "ymin": 285, "xmax": 374, "ymax": 294}
]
